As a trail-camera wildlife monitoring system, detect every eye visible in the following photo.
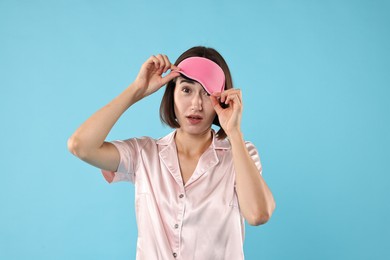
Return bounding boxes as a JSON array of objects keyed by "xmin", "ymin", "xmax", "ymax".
[
  {"xmin": 202, "ymin": 90, "xmax": 210, "ymax": 96},
  {"xmin": 181, "ymin": 87, "xmax": 191, "ymax": 94}
]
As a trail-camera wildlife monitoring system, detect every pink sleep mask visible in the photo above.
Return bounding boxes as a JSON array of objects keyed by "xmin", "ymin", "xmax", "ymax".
[{"xmin": 174, "ymin": 57, "xmax": 225, "ymax": 94}]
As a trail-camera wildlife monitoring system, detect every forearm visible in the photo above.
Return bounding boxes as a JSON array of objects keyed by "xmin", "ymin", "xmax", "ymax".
[
  {"xmin": 229, "ymin": 130, "xmax": 276, "ymax": 226},
  {"xmin": 68, "ymin": 82, "xmax": 143, "ymax": 156}
]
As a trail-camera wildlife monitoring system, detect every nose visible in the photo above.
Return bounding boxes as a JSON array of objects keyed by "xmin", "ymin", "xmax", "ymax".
[{"xmin": 191, "ymin": 92, "xmax": 203, "ymax": 111}]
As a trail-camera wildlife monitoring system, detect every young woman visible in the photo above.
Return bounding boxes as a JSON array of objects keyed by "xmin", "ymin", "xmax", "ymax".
[{"xmin": 68, "ymin": 46, "xmax": 275, "ymax": 259}]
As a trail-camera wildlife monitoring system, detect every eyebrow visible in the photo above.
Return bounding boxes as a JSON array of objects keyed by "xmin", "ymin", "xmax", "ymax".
[{"xmin": 179, "ymin": 78, "xmax": 196, "ymax": 85}]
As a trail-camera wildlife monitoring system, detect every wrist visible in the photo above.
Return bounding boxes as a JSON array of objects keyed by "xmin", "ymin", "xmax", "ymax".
[
  {"xmin": 226, "ymin": 125, "xmax": 241, "ymax": 136},
  {"xmin": 121, "ymin": 83, "xmax": 144, "ymax": 106},
  {"xmin": 227, "ymin": 130, "xmax": 246, "ymax": 151},
  {"xmin": 129, "ymin": 82, "xmax": 148, "ymax": 101},
  {"xmin": 226, "ymin": 128, "xmax": 243, "ymax": 140}
]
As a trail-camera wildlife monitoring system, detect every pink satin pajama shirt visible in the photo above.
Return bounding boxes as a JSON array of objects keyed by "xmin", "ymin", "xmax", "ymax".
[{"xmin": 102, "ymin": 130, "xmax": 262, "ymax": 260}]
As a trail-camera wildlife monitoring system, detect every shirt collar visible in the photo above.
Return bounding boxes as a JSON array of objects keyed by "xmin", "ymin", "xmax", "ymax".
[{"xmin": 156, "ymin": 129, "xmax": 231, "ymax": 150}]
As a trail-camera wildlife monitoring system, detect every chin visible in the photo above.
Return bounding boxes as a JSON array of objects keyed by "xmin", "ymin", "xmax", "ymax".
[{"xmin": 178, "ymin": 126, "xmax": 212, "ymax": 136}]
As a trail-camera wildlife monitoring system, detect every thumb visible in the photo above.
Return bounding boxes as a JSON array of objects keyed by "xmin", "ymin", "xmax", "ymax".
[
  {"xmin": 161, "ymin": 71, "xmax": 180, "ymax": 85},
  {"xmin": 210, "ymin": 95, "xmax": 223, "ymax": 115}
]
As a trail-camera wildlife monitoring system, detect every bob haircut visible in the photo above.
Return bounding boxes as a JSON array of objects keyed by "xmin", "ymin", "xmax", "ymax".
[{"xmin": 159, "ymin": 46, "xmax": 233, "ymax": 139}]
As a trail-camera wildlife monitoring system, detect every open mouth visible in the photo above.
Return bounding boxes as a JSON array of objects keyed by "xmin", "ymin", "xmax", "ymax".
[
  {"xmin": 186, "ymin": 115, "xmax": 203, "ymax": 120},
  {"xmin": 186, "ymin": 114, "xmax": 203, "ymax": 124}
]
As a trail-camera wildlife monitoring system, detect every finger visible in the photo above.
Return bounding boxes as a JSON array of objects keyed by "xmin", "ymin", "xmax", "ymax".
[
  {"xmin": 225, "ymin": 93, "xmax": 242, "ymax": 106},
  {"xmin": 150, "ymin": 55, "xmax": 160, "ymax": 70},
  {"xmin": 210, "ymin": 92, "xmax": 222, "ymax": 107},
  {"xmin": 221, "ymin": 89, "xmax": 241, "ymax": 97},
  {"xmin": 156, "ymin": 54, "xmax": 166, "ymax": 71},
  {"xmin": 220, "ymin": 92, "xmax": 226, "ymax": 103},
  {"xmin": 223, "ymin": 89, "xmax": 242, "ymax": 103},
  {"xmin": 145, "ymin": 55, "xmax": 157, "ymax": 69},
  {"xmin": 220, "ymin": 90, "xmax": 240, "ymax": 103},
  {"xmin": 235, "ymin": 89, "xmax": 242, "ymax": 100},
  {"xmin": 233, "ymin": 94, "xmax": 243, "ymax": 112},
  {"xmin": 233, "ymin": 94, "xmax": 242, "ymax": 106},
  {"xmin": 170, "ymin": 64, "xmax": 179, "ymax": 70},
  {"xmin": 231, "ymin": 94, "xmax": 243, "ymax": 111},
  {"xmin": 161, "ymin": 54, "xmax": 171, "ymax": 72},
  {"xmin": 161, "ymin": 70, "xmax": 180, "ymax": 85},
  {"xmin": 224, "ymin": 94, "xmax": 234, "ymax": 104},
  {"xmin": 210, "ymin": 95, "xmax": 224, "ymax": 115}
]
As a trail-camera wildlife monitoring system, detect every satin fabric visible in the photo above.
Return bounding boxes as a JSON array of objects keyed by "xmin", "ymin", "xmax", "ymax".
[
  {"xmin": 102, "ymin": 130, "xmax": 262, "ymax": 260},
  {"xmin": 175, "ymin": 57, "xmax": 225, "ymax": 94}
]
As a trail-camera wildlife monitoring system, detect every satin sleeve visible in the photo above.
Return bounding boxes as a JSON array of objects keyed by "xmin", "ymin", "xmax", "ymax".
[
  {"xmin": 245, "ymin": 141, "xmax": 263, "ymax": 175},
  {"xmin": 101, "ymin": 138, "xmax": 140, "ymax": 184}
]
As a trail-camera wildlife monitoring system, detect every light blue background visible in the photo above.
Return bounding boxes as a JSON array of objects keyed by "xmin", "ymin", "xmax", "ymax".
[{"xmin": 1, "ymin": 0, "xmax": 389, "ymax": 259}]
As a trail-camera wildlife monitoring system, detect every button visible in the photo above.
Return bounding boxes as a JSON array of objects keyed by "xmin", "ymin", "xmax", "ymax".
[
  {"xmin": 179, "ymin": 194, "xmax": 184, "ymax": 198},
  {"xmin": 174, "ymin": 224, "xmax": 179, "ymax": 229},
  {"xmin": 173, "ymin": 252, "xmax": 177, "ymax": 258}
]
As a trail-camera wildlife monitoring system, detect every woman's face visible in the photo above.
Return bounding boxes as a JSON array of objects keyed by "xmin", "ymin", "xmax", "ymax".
[{"xmin": 173, "ymin": 76, "xmax": 216, "ymax": 135}]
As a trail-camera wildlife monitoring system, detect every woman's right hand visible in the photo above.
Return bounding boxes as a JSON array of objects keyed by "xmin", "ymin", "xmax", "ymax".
[
  {"xmin": 68, "ymin": 54, "xmax": 180, "ymax": 173},
  {"xmin": 134, "ymin": 54, "xmax": 180, "ymax": 99}
]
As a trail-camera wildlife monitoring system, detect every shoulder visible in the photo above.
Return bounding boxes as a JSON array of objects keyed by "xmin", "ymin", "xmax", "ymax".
[
  {"xmin": 244, "ymin": 140, "xmax": 257, "ymax": 150},
  {"xmin": 156, "ymin": 131, "xmax": 176, "ymax": 146},
  {"xmin": 244, "ymin": 140, "xmax": 260, "ymax": 156},
  {"xmin": 244, "ymin": 140, "xmax": 262, "ymax": 173},
  {"xmin": 124, "ymin": 131, "xmax": 176, "ymax": 150},
  {"xmin": 108, "ymin": 136, "xmax": 157, "ymax": 156},
  {"xmin": 114, "ymin": 136, "xmax": 154, "ymax": 146}
]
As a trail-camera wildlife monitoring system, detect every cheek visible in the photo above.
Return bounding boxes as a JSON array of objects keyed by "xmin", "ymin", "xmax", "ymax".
[
  {"xmin": 203, "ymin": 99, "xmax": 215, "ymax": 113},
  {"xmin": 173, "ymin": 104, "xmax": 178, "ymax": 118},
  {"xmin": 204, "ymin": 107, "xmax": 217, "ymax": 122},
  {"xmin": 174, "ymin": 92, "xmax": 192, "ymax": 111},
  {"xmin": 173, "ymin": 91, "xmax": 182, "ymax": 114},
  {"xmin": 173, "ymin": 97, "xmax": 189, "ymax": 116}
]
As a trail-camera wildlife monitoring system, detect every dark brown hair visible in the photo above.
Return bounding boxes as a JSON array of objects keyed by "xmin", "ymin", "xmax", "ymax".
[{"xmin": 159, "ymin": 46, "xmax": 233, "ymax": 139}]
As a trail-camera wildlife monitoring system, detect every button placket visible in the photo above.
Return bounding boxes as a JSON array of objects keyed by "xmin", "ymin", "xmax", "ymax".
[{"xmin": 173, "ymin": 189, "xmax": 186, "ymax": 256}]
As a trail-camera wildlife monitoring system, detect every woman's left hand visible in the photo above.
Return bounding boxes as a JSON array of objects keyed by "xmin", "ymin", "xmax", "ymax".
[{"xmin": 210, "ymin": 89, "xmax": 243, "ymax": 137}]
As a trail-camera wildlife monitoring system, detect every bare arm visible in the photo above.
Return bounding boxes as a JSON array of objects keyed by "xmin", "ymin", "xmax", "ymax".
[
  {"xmin": 67, "ymin": 54, "xmax": 180, "ymax": 172},
  {"xmin": 211, "ymin": 89, "xmax": 276, "ymax": 226},
  {"xmin": 229, "ymin": 131, "xmax": 275, "ymax": 226}
]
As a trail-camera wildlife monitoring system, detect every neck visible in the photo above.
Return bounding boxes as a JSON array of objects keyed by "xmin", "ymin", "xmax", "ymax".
[{"xmin": 174, "ymin": 129, "xmax": 213, "ymax": 157}]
